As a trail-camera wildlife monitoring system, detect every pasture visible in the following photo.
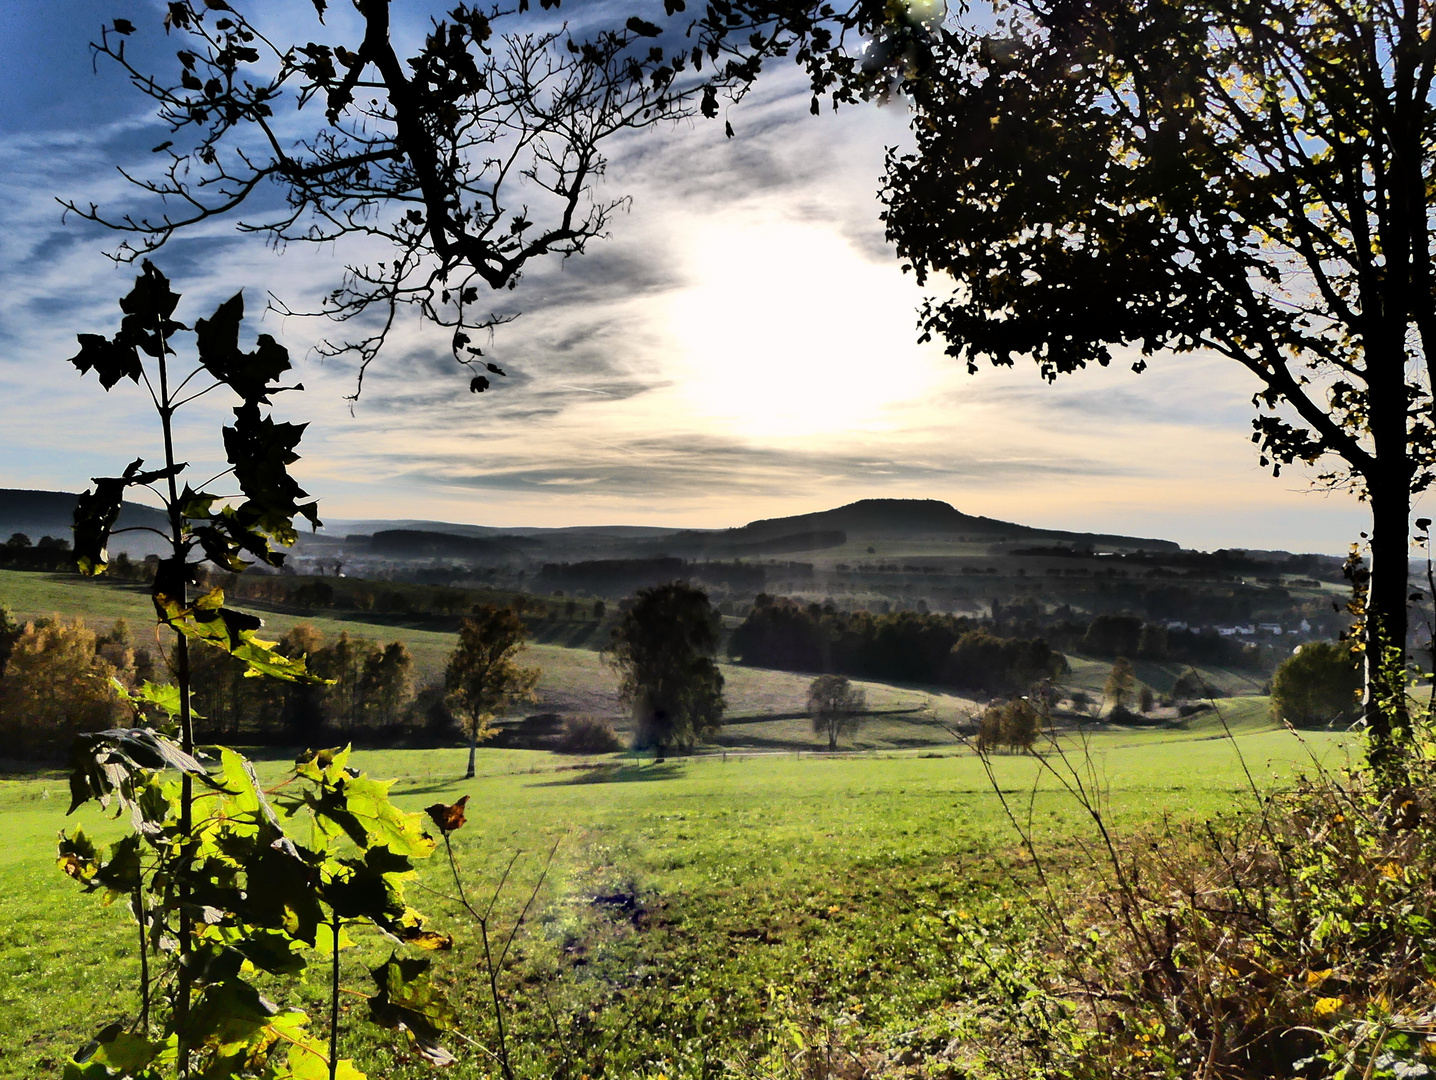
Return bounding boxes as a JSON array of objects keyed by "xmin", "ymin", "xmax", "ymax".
[
  {"xmin": 0, "ymin": 566, "xmax": 1346, "ymax": 1076},
  {"xmin": 0, "ymin": 727, "xmax": 1352, "ymax": 1078}
]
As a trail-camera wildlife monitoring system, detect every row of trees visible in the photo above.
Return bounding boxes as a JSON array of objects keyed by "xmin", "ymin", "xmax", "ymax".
[
  {"xmin": 0, "ymin": 605, "xmax": 426, "ymax": 757},
  {"xmin": 191, "ymin": 625, "xmax": 417, "ymax": 740},
  {"xmin": 730, "ymin": 596, "xmax": 1067, "ymax": 692},
  {"xmin": 0, "ymin": 611, "xmax": 139, "ymax": 758}
]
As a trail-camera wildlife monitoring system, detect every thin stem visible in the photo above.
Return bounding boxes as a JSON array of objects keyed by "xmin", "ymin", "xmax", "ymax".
[
  {"xmin": 135, "ymin": 883, "xmax": 150, "ymax": 1035},
  {"xmin": 171, "ymin": 378, "xmax": 227, "ymax": 410},
  {"xmin": 442, "ymin": 833, "xmax": 514, "ymax": 1080},
  {"xmin": 329, "ymin": 910, "xmax": 342, "ymax": 1080},
  {"xmin": 157, "ymin": 331, "xmax": 196, "ymax": 1080},
  {"xmin": 478, "ymin": 916, "xmax": 514, "ymax": 1080}
]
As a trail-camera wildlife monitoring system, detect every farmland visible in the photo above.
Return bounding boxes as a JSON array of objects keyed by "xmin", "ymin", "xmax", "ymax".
[{"xmin": 0, "ymin": 563, "xmax": 1355, "ymax": 1078}]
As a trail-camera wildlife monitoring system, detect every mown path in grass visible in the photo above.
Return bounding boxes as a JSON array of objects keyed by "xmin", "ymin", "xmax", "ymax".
[{"xmin": 0, "ymin": 728, "xmax": 1354, "ymax": 1078}]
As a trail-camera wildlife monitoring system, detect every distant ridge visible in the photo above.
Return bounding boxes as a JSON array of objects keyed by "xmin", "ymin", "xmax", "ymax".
[
  {"xmin": 706, "ymin": 499, "xmax": 1180, "ymax": 553},
  {"xmin": 0, "ymin": 488, "xmax": 171, "ymax": 557},
  {"xmin": 0, "ymin": 490, "xmax": 1179, "ymax": 557}
]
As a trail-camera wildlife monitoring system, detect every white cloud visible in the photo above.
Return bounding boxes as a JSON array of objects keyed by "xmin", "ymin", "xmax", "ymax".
[{"xmin": 0, "ymin": 3, "xmax": 1373, "ymax": 553}]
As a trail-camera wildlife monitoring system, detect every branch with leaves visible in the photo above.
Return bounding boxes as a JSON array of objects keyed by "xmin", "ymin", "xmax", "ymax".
[
  {"xmin": 58, "ymin": 264, "xmax": 457, "ymax": 1080},
  {"xmin": 65, "ymin": 1, "xmax": 730, "ymax": 394}
]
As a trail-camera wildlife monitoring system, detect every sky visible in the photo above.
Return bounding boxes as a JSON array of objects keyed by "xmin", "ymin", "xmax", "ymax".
[{"xmin": 0, "ymin": 0, "xmax": 1375, "ymax": 553}]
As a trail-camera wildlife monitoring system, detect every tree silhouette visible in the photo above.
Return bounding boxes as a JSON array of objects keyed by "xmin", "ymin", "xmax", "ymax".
[
  {"xmin": 807, "ymin": 673, "xmax": 866, "ymax": 750},
  {"xmin": 70, "ymin": 2, "xmax": 715, "ymax": 391},
  {"xmin": 873, "ymin": 1, "xmax": 1436, "ymax": 769},
  {"xmin": 605, "ymin": 582, "xmax": 725, "ymax": 755}
]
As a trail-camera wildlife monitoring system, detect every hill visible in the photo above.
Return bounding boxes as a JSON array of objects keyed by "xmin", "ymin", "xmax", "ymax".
[
  {"xmin": 722, "ymin": 498, "xmax": 1180, "ymax": 552},
  {"xmin": 0, "ymin": 489, "xmax": 171, "ymax": 557},
  {"xmin": 322, "ymin": 497, "xmax": 1181, "ymax": 557}
]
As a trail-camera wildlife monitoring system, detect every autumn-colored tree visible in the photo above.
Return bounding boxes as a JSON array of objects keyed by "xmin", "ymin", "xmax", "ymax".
[
  {"xmin": 807, "ymin": 673, "xmax": 867, "ymax": 751},
  {"xmin": 446, "ymin": 606, "xmax": 541, "ymax": 778},
  {"xmin": 0, "ymin": 617, "xmax": 130, "ymax": 758},
  {"xmin": 1104, "ymin": 658, "xmax": 1138, "ymax": 713},
  {"xmin": 974, "ymin": 697, "xmax": 1042, "ymax": 754}
]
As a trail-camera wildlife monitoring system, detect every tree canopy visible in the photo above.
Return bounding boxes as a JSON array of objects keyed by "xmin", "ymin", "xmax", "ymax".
[
  {"xmin": 1270, "ymin": 640, "xmax": 1361, "ymax": 728},
  {"xmin": 605, "ymin": 581, "xmax": 725, "ymax": 753},
  {"xmin": 807, "ymin": 673, "xmax": 866, "ymax": 750},
  {"xmin": 445, "ymin": 605, "xmax": 540, "ymax": 777},
  {"xmin": 867, "ymin": 0, "xmax": 1436, "ymax": 764}
]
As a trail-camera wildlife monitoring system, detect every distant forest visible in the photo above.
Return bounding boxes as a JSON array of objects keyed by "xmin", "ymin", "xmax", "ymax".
[{"xmin": 728, "ymin": 595, "xmax": 1268, "ymax": 692}]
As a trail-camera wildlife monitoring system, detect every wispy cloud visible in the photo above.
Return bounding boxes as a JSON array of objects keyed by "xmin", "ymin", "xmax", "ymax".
[{"xmin": 0, "ymin": 2, "xmax": 1374, "ymax": 553}]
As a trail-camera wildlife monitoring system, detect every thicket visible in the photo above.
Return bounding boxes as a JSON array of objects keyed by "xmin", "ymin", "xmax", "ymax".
[
  {"xmin": 0, "ymin": 612, "xmax": 438, "ymax": 756},
  {"xmin": 729, "ymin": 595, "xmax": 1067, "ymax": 692},
  {"xmin": 0, "ymin": 613, "xmax": 150, "ymax": 758},
  {"xmin": 189, "ymin": 624, "xmax": 419, "ymax": 742},
  {"xmin": 1, "ymin": 532, "xmax": 83, "ymax": 571},
  {"xmin": 949, "ymin": 714, "xmax": 1436, "ymax": 1080}
]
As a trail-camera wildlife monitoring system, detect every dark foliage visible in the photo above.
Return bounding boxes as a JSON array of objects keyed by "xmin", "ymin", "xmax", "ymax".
[
  {"xmin": 605, "ymin": 582, "xmax": 724, "ymax": 752},
  {"xmin": 730, "ymin": 595, "xmax": 1065, "ymax": 692}
]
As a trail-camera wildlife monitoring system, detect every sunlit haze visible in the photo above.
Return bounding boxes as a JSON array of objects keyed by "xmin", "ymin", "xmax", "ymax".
[{"xmin": 0, "ymin": 0, "xmax": 1379, "ymax": 552}]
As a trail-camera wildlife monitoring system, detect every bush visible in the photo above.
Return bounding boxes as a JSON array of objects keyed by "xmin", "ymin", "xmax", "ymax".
[
  {"xmin": 946, "ymin": 723, "xmax": 1436, "ymax": 1078},
  {"xmin": 0, "ymin": 617, "xmax": 131, "ymax": 758},
  {"xmin": 1270, "ymin": 641, "xmax": 1361, "ymax": 728},
  {"xmin": 553, "ymin": 716, "xmax": 622, "ymax": 754}
]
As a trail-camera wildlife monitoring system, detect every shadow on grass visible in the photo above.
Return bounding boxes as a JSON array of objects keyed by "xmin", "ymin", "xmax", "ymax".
[
  {"xmin": 530, "ymin": 762, "xmax": 683, "ymax": 786},
  {"xmin": 389, "ymin": 781, "xmax": 466, "ymax": 797}
]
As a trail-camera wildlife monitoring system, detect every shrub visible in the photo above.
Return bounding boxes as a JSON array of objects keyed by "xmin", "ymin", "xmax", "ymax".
[
  {"xmin": 956, "ymin": 721, "xmax": 1436, "ymax": 1078},
  {"xmin": 554, "ymin": 715, "xmax": 623, "ymax": 754},
  {"xmin": 1270, "ymin": 640, "xmax": 1361, "ymax": 728}
]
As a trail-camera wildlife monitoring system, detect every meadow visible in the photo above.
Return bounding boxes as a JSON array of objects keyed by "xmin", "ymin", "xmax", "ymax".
[
  {"xmin": 0, "ymin": 566, "xmax": 1352, "ymax": 1077},
  {"xmin": 0, "ymin": 727, "xmax": 1351, "ymax": 1078}
]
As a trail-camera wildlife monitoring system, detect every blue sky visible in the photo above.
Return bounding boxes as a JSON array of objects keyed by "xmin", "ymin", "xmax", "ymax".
[{"xmin": 0, "ymin": 0, "xmax": 1372, "ymax": 552}]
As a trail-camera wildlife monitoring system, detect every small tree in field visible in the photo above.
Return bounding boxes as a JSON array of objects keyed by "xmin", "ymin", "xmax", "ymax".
[
  {"xmin": 1105, "ymin": 658, "xmax": 1138, "ymax": 713},
  {"xmin": 1270, "ymin": 642, "xmax": 1362, "ymax": 728},
  {"xmin": 446, "ymin": 606, "xmax": 541, "ymax": 778},
  {"xmin": 55, "ymin": 263, "xmax": 455, "ymax": 1079},
  {"xmin": 975, "ymin": 697, "xmax": 1042, "ymax": 754},
  {"xmin": 605, "ymin": 582, "xmax": 725, "ymax": 756},
  {"xmin": 807, "ymin": 674, "xmax": 867, "ymax": 751}
]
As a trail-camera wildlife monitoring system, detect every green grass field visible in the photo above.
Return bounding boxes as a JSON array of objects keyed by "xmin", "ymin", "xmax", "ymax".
[
  {"xmin": 0, "ymin": 728, "xmax": 1354, "ymax": 1078},
  {"xmin": 1, "ymin": 567, "xmax": 1345, "ymax": 1077}
]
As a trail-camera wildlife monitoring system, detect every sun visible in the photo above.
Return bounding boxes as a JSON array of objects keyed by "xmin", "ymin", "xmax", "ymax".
[{"xmin": 664, "ymin": 218, "xmax": 941, "ymax": 441}]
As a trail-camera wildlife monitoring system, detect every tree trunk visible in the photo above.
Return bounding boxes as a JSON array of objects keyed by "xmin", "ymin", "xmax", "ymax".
[
  {"xmin": 466, "ymin": 727, "xmax": 476, "ymax": 780},
  {"xmin": 1363, "ymin": 462, "xmax": 1413, "ymax": 775}
]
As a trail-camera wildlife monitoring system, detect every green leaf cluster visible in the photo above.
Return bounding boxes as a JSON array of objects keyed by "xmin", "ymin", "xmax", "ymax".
[
  {"xmin": 60, "ymin": 739, "xmax": 455, "ymax": 1079},
  {"xmin": 68, "ymin": 262, "xmax": 321, "ymax": 681}
]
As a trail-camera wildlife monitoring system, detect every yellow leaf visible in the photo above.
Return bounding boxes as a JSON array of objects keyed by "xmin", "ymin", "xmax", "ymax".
[{"xmin": 1313, "ymin": 997, "xmax": 1344, "ymax": 1017}]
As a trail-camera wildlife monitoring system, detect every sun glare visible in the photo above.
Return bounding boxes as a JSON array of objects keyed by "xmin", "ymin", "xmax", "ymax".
[{"xmin": 665, "ymin": 220, "xmax": 940, "ymax": 440}]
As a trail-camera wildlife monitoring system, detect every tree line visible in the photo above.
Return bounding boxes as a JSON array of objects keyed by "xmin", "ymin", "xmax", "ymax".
[
  {"xmin": 0, "ymin": 606, "xmax": 431, "ymax": 757},
  {"xmin": 728, "ymin": 595, "xmax": 1068, "ymax": 692}
]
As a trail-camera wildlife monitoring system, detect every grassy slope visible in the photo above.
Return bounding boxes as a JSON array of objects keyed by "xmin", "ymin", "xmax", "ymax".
[
  {"xmin": 0, "ymin": 571, "xmax": 983, "ymax": 749},
  {"xmin": 1, "ymin": 570, "xmax": 1274, "ymax": 749},
  {"xmin": 0, "ymin": 729, "xmax": 1354, "ymax": 1077},
  {"xmin": 1, "ymin": 567, "xmax": 1323, "ymax": 1075}
]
